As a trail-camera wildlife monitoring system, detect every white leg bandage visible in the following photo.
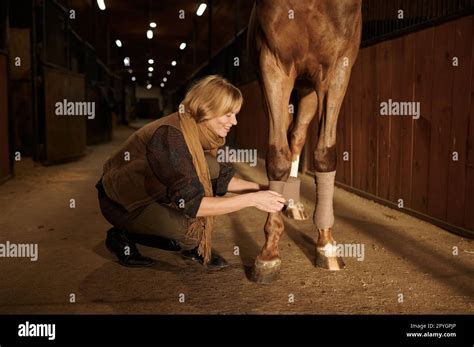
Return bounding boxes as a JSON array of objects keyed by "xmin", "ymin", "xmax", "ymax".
[
  {"xmin": 314, "ymin": 171, "xmax": 336, "ymax": 229},
  {"xmin": 290, "ymin": 155, "xmax": 300, "ymax": 178}
]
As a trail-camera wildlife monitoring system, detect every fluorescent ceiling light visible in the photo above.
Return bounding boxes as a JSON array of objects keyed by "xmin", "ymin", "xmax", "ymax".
[
  {"xmin": 196, "ymin": 3, "xmax": 207, "ymax": 16},
  {"xmin": 97, "ymin": 0, "xmax": 106, "ymax": 11}
]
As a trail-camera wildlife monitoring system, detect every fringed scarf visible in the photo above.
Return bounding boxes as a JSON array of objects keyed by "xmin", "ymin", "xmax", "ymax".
[{"xmin": 178, "ymin": 109, "xmax": 225, "ymax": 264}]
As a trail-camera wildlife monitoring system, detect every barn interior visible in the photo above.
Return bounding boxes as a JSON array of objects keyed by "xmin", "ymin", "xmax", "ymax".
[{"xmin": 0, "ymin": 0, "xmax": 473, "ymax": 314}]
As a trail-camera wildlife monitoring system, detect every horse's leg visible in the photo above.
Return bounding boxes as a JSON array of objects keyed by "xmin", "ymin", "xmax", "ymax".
[
  {"xmin": 285, "ymin": 88, "xmax": 318, "ymax": 220},
  {"xmin": 251, "ymin": 47, "xmax": 295, "ymax": 284},
  {"xmin": 313, "ymin": 62, "xmax": 352, "ymax": 270}
]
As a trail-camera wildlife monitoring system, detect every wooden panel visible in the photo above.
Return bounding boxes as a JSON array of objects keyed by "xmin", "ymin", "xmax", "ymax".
[
  {"xmin": 447, "ymin": 16, "xmax": 473, "ymax": 226},
  {"xmin": 464, "ymin": 17, "xmax": 474, "ymax": 230},
  {"xmin": 86, "ymin": 86, "xmax": 113, "ymax": 145},
  {"xmin": 412, "ymin": 27, "xmax": 435, "ymax": 214},
  {"xmin": 399, "ymin": 34, "xmax": 415, "ymax": 208},
  {"xmin": 427, "ymin": 21, "xmax": 456, "ymax": 221},
  {"xmin": 361, "ymin": 46, "xmax": 378, "ymax": 195},
  {"xmin": 335, "ymin": 89, "xmax": 346, "ymax": 183},
  {"xmin": 10, "ymin": 81, "xmax": 34, "ymax": 156},
  {"xmin": 43, "ymin": 67, "xmax": 87, "ymax": 163},
  {"xmin": 388, "ymin": 37, "xmax": 403, "ymax": 203},
  {"xmin": 351, "ymin": 53, "xmax": 364, "ymax": 190},
  {"xmin": 375, "ymin": 40, "xmax": 392, "ymax": 200},
  {"xmin": 344, "ymin": 72, "xmax": 353, "ymax": 186},
  {"xmin": 7, "ymin": 28, "xmax": 31, "ymax": 80},
  {"xmin": 236, "ymin": 81, "xmax": 268, "ymax": 158},
  {"xmin": 0, "ymin": 53, "xmax": 10, "ymax": 182},
  {"xmin": 305, "ymin": 97, "xmax": 319, "ymax": 174}
]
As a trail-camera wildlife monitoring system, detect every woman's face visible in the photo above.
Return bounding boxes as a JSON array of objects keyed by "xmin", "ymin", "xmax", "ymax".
[{"xmin": 205, "ymin": 111, "xmax": 238, "ymax": 138}]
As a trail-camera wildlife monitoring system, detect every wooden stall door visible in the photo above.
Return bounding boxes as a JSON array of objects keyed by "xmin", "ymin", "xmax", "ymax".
[
  {"xmin": 43, "ymin": 67, "xmax": 86, "ymax": 164},
  {"xmin": 0, "ymin": 53, "xmax": 10, "ymax": 182}
]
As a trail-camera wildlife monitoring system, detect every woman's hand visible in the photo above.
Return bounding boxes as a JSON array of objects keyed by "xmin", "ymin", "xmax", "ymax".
[{"xmin": 250, "ymin": 190, "xmax": 286, "ymax": 213}]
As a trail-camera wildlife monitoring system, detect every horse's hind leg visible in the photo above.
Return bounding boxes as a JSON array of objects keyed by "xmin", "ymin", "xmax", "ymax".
[{"xmin": 285, "ymin": 88, "xmax": 318, "ymax": 220}]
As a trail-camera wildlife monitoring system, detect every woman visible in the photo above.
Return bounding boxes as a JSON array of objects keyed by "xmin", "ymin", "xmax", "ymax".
[{"xmin": 95, "ymin": 75, "xmax": 285, "ymax": 270}]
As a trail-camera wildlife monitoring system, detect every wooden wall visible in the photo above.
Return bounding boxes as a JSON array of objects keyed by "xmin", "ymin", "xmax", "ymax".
[
  {"xmin": 43, "ymin": 67, "xmax": 86, "ymax": 164},
  {"xmin": 0, "ymin": 52, "xmax": 10, "ymax": 183},
  {"xmin": 236, "ymin": 14, "xmax": 474, "ymax": 236},
  {"xmin": 235, "ymin": 80, "xmax": 268, "ymax": 159},
  {"xmin": 8, "ymin": 28, "xmax": 35, "ymax": 157},
  {"xmin": 329, "ymin": 14, "xmax": 474, "ymax": 235}
]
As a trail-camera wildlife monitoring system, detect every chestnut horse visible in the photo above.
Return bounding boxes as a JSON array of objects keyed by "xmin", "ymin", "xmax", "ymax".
[{"xmin": 247, "ymin": 0, "xmax": 362, "ymax": 283}]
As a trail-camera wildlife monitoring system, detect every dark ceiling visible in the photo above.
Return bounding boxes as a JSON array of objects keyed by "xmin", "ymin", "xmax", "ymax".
[{"xmin": 69, "ymin": 0, "xmax": 254, "ymax": 91}]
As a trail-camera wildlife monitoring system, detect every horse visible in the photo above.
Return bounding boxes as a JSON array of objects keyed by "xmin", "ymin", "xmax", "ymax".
[{"xmin": 247, "ymin": 0, "xmax": 362, "ymax": 283}]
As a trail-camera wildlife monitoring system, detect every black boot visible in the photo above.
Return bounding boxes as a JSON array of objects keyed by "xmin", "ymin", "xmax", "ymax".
[
  {"xmin": 127, "ymin": 232, "xmax": 182, "ymax": 251},
  {"xmin": 181, "ymin": 247, "xmax": 229, "ymax": 270},
  {"xmin": 105, "ymin": 227, "xmax": 155, "ymax": 267}
]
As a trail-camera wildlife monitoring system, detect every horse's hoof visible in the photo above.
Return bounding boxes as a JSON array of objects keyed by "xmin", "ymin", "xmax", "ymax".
[
  {"xmin": 284, "ymin": 201, "xmax": 308, "ymax": 220},
  {"xmin": 315, "ymin": 246, "xmax": 345, "ymax": 270},
  {"xmin": 250, "ymin": 258, "xmax": 281, "ymax": 283}
]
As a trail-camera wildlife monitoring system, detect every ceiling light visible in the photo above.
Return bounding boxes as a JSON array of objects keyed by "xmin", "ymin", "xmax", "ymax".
[
  {"xmin": 123, "ymin": 57, "xmax": 130, "ymax": 66},
  {"xmin": 179, "ymin": 42, "xmax": 186, "ymax": 50},
  {"xmin": 148, "ymin": 67, "xmax": 154, "ymax": 72},
  {"xmin": 166, "ymin": 70, "xmax": 171, "ymax": 75},
  {"xmin": 147, "ymin": 30, "xmax": 153, "ymax": 39},
  {"xmin": 146, "ymin": 84, "xmax": 152, "ymax": 90},
  {"xmin": 196, "ymin": 3, "xmax": 207, "ymax": 16},
  {"xmin": 163, "ymin": 77, "xmax": 167, "ymax": 82},
  {"xmin": 131, "ymin": 76, "xmax": 136, "ymax": 81},
  {"xmin": 127, "ymin": 69, "xmax": 133, "ymax": 74},
  {"xmin": 115, "ymin": 39, "xmax": 122, "ymax": 47},
  {"xmin": 97, "ymin": 0, "xmax": 106, "ymax": 11},
  {"xmin": 160, "ymin": 83, "xmax": 164, "ymax": 87},
  {"xmin": 149, "ymin": 22, "xmax": 157, "ymax": 28},
  {"xmin": 171, "ymin": 60, "xmax": 177, "ymax": 66},
  {"xmin": 148, "ymin": 59, "xmax": 154, "ymax": 64},
  {"xmin": 148, "ymin": 73, "xmax": 152, "ymax": 77}
]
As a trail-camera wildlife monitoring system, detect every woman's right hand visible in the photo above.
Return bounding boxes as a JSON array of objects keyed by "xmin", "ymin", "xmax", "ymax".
[{"xmin": 250, "ymin": 190, "xmax": 286, "ymax": 213}]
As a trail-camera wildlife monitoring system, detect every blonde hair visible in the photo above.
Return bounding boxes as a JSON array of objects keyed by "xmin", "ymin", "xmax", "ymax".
[{"xmin": 180, "ymin": 75, "xmax": 243, "ymax": 122}]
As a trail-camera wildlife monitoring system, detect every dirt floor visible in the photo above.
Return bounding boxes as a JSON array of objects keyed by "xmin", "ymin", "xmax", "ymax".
[{"xmin": 0, "ymin": 125, "xmax": 472, "ymax": 314}]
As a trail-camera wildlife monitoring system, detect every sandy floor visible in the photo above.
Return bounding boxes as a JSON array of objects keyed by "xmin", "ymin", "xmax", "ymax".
[{"xmin": 0, "ymin": 126, "xmax": 472, "ymax": 314}]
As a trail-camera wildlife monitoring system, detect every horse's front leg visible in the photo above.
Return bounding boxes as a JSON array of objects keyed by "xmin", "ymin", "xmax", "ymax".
[
  {"xmin": 251, "ymin": 47, "xmax": 294, "ymax": 283},
  {"xmin": 313, "ymin": 62, "xmax": 353, "ymax": 270}
]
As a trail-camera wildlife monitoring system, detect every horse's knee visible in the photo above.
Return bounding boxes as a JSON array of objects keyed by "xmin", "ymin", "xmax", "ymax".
[
  {"xmin": 266, "ymin": 144, "xmax": 292, "ymax": 181},
  {"xmin": 314, "ymin": 145, "xmax": 337, "ymax": 172}
]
